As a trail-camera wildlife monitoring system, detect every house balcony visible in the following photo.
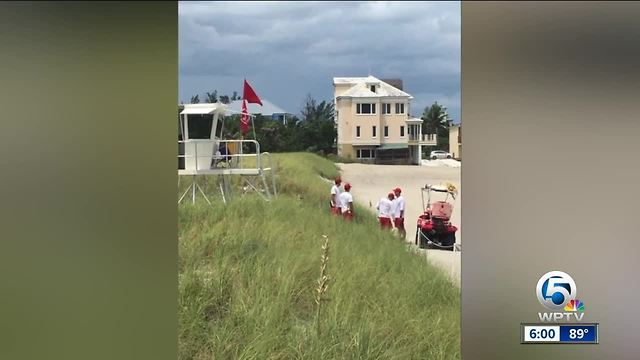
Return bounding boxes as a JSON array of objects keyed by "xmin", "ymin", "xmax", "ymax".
[
  {"xmin": 408, "ymin": 133, "xmax": 437, "ymax": 146},
  {"xmin": 405, "ymin": 117, "xmax": 436, "ymax": 146}
]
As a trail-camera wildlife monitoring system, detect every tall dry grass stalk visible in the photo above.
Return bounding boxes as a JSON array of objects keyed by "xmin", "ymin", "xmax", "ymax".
[{"xmin": 314, "ymin": 234, "xmax": 330, "ymax": 336}]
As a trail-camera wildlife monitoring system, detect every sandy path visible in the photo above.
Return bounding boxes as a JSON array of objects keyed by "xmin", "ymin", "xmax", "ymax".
[{"xmin": 338, "ymin": 163, "xmax": 461, "ymax": 285}]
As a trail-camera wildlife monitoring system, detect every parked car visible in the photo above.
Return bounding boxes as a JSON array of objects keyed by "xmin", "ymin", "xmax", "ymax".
[{"xmin": 430, "ymin": 150, "xmax": 453, "ymax": 160}]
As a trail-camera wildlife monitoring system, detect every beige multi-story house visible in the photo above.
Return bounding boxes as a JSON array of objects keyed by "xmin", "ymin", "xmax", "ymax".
[{"xmin": 333, "ymin": 76, "xmax": 436, "ymax": 164}]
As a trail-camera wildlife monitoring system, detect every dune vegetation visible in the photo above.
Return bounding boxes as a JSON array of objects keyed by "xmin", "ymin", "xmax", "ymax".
[{"xmin": 179, "ymin": 153, "xmax": 460, "ymax": 359}]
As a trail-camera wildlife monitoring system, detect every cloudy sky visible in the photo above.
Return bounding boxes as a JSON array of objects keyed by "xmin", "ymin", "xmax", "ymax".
[{"xmin": 179, "ymin": 1, "xmax": 461, "ymax": 122}]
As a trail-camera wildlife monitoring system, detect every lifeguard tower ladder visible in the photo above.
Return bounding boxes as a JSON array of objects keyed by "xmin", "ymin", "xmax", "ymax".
[{"xmin": 177, "ymin": 103, "xmax": 276, "ymax": 205}]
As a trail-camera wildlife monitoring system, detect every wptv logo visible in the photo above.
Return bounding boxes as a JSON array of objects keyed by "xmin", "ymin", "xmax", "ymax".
[{"xmin": 536, "ymin": 271, "xmax": 585, "ymax": 322}]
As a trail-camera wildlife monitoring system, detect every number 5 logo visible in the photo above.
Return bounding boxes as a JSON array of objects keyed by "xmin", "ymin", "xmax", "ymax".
[{"xmin": 536, "ymin": 271, "xmax": 577, "ymax": 310}]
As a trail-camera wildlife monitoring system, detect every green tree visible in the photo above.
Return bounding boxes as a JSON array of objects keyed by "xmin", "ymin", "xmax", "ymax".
[
  {"xmin": 284, "ymin": 117, "xmax": 304, "ymax": 151},
  {"xmin": 301, "ymin": 95, "xmax": 334, "ymax": 122},
  {"xmin": 299, "ymin": 95, "xmax": 336, "ymax": 154},
  {"xmin": 421, "ymin": 101, "xmax": 451, "ymax": 150},
  {"xmin": 205, "ymin": 91, "xmax": 218, "ymax": 103},
  {"xmin": 190, "ymin": 94, "xmax": 200, "ymax": 104},
  {"xmin": 231, "ymin": 91, "xmax": 239, "ymax": 101}
]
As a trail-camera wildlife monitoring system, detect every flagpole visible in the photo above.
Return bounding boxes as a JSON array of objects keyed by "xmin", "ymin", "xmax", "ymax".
[
  {"xmin": 243, "ymin": 78, "xmax": 246, "ymax": 169},
  {"xmin": 251, "ymin": 116, "xmax": 257, "ymax": 142},
  {"xmin": 240, "ymin": 132, "xmax": 243, "ymax": 169},
  {"xmin": 240, "ymin": 99, "xmax": 248, "ymax": 170},
  {"xmin": 241, "ymin": 78, "xmax": 263, "ymax": 168}
]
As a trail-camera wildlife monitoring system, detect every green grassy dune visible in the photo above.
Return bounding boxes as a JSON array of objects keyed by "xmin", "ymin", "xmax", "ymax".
[{"xmin": 179, "ymin": 153, "xmax": 460, "ymax": 359}]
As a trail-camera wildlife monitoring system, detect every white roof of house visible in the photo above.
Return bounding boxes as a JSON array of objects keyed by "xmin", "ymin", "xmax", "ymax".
[
  {"xmin": 333, "ymin": 75, "xmax": 413, "ymax": 99},
  {"xmin": 333, "ymin": 76, "xmax": 379, "ymax": 84},
  {"xmin": 227, "ymin": 99, "xmax": 292, "ymax": 116}
]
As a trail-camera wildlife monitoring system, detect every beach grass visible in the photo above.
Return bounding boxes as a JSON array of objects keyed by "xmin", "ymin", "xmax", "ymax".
[{"xmin": 178, "ymin": 152, "xmax": 460, "ymax": 359}]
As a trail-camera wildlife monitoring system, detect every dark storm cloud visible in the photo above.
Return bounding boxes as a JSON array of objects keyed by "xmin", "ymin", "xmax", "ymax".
[{"xmin": 179, "ymin": 1, "xmax": 460, "ymax": 121}]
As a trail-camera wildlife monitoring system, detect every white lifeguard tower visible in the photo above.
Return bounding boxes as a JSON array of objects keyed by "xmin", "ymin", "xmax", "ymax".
[{"xmin": 177, "ymin": 103, "xmax": 276, "ymax": 204}]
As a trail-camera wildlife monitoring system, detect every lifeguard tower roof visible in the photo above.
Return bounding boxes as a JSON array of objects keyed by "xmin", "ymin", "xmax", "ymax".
[{"xmin": 180, "ymin": 103, "xmax": 228, "ymax": 115}]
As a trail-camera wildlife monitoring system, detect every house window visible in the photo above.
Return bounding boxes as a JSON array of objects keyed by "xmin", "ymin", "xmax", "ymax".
[
  {"xmin": 370, "ymin": 85, "xmax": 376, "ymax": 93},
  {"xmin": 395, "ymin": 103, "xmax": 405, "ymax": 114},
  {"xmin": 400, "ymin": 126, "xmax": 405, "ymax": 137},
  {"xmin": 356, "ymin": 126, "xmax": 361, "ymax": 138},
  {"xmin": 384, "ymin": 126, "xmax": 389, "ymax": 138},
  {"xmin": 382, "ymin": 103, "xmax": 391, "ymax": 114},
  {"xmin": 356, "ymin": 103, "xmax": 376, "ymax": 114},
  {"xmin": 372, "ymin": 126, "xmax": 377, "ymax": 138},
  {"xmin": 357, "ymin": 149, "xmax": 375, "ymax": 159}
]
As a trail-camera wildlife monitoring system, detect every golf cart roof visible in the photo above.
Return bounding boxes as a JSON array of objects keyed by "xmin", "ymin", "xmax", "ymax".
[
  {"xmin": 424, "ymin": 183, "xmax": 458, "ymax": 197},
  {"xmin": 426, "ymin": 184, "xmax": 449, "ymax": 192}
]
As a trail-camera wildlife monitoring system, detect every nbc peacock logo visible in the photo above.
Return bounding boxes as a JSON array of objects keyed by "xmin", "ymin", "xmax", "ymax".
[{"xmin": 564, "ymin": 299, "xmax": 585, "ymax": 312}]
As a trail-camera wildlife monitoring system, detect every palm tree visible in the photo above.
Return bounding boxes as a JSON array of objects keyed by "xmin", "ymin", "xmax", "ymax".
[
  {"xmin": 301, "ymin": 94, "xmax": 334, "ymax": 122},
  {"xmin": 422, "ymin": 101, "xmax": 452, "ymax": 150},
  {"xmin": 421, "ymin": 101, "xmax": 449, "ymax": 134},
  {"xmin": 300, "ymin": 94, "xmax": 336, "ymax": 154},
  {"xmin": 205, "ymin": 91, "xmax": 217, "ymax": 103},
  {"xmin": 190, "ymin": 94, "xmax": 200, "ymax": 104}
]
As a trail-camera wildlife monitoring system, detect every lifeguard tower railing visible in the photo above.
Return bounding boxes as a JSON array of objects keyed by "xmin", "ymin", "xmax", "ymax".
[{"xmin": 177, "ymin": 139, "xmax": 276, "ymax": 205}]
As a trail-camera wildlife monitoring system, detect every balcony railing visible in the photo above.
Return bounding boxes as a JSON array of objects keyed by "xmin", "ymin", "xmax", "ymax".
[{"xmin": 408, "ymin": 133, "xmax": 437, "ymax": 143}]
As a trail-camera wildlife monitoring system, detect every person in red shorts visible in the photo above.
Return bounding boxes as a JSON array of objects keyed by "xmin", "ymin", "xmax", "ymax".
[
  {"xmin": 392, "ymin": 187, "xmax": 406, "ymax": 238},
  {"xmin": 339, "ymin": 183, "xmax": 354, "ymax": 221},
  {"xmin": 376, "ymin": 192, "xmax": 395, "ymax": 230},
  {"xmin": 329, "ymin": 177, "xmax": 342, "ymax": 215}
]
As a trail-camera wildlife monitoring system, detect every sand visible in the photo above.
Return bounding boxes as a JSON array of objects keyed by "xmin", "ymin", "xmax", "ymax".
[
  {"xmin": 421, "ymin": 159, "xmax": 462, "ymax": 168},
  {"xmin": 337, "ymin": 163, "xmax": 461, "ymax": 285}
]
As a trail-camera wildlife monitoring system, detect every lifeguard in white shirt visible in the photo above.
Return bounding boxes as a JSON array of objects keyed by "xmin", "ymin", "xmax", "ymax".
[
  {"xmin": 339, "ymin": 183, "xmax": 354, "ymax": 221},
  {"xmin": 376, "ymin": 192, "xmax": 395, "ymax": 230},
  {"xmin": 330, "ymin": 177, "xmax": 342, "ymax": 215},
  {"xmin": 392, "ymin": 187, "xmax": 406, "ymax": 238}
]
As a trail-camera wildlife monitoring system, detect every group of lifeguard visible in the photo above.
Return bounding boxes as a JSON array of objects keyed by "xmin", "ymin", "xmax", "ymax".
[
  {"xmin": 329, "ymin": 177, "xmax": 406, "ymax": 238},
  {"xmin": 374, "ymin": 187, "xmax": 406, "ymax": 238},
  {"xmin": 330, "ymin": 177, "xmax": 354, "ymax": 220}
]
